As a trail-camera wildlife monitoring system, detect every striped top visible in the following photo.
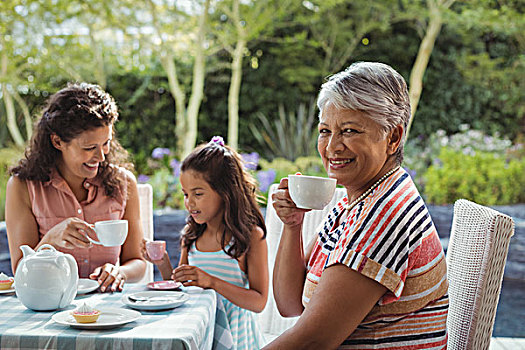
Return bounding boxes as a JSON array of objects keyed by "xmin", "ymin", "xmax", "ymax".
[
  {"xmin": 303, "ymin": 168, "xmax": 449, "ymax": 349},
  {"xmin": 188, "ymin": 243, "xmax": 265, "ymax": 350}
]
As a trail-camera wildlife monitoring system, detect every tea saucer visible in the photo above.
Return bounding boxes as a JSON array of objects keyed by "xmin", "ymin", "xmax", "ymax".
[
  {"xmin": 121, "ymin": 291, "xmax": 189, "ymax": 310},
  {"xmin": 77, "ymin": 279, "xmax": 100, "ymax": 295},
  {"xmin": 52, "ymin": 307, "xmax": 141, "ymax": 330},
  {"xmin": 147, "ymin": 280, "xmax": 182, "ymax": 290},
  {"xmin": 0, "ymin": 286, "xmax": 15, "ymax": 294}
]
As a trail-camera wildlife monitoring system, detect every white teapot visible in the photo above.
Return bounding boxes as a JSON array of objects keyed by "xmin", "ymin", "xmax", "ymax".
[{"xmin": 15, "ymin": 244, "xmax": 78, "ymax": 311}]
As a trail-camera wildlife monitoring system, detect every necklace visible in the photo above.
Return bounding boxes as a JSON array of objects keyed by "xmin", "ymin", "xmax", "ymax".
[{"xmin": 345, "ymin": 166, "xmax": 401, "ymax": 211}]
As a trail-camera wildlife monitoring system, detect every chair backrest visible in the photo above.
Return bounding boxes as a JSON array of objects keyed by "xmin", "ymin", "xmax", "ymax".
[
  {"xmin": 258, "ymin": 183, "xmax": 347, "ymax": 337},
  {"xmin": 136, "ymin": 183, "xmax": 154, "ymax": 284},
  {"xmin": 446, "ymin": 199, "xmax": 514, "ymax": 350}
]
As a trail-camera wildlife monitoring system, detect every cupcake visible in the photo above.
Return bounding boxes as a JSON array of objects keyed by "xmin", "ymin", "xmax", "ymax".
[
  {"xmin": 0, "ymin": 272, "xmax": 14, "ymax": 290},
  {"xmin": 72, "ymin": 302, "xmax": 100, "ymax": 323}
]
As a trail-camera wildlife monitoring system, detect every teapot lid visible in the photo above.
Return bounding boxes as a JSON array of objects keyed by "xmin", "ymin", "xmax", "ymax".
[{"xmin": 25, "ymin": 244, "xmax": 61, "ymax": 261}]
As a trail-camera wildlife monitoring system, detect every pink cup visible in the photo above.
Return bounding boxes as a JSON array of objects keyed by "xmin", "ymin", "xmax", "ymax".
[{"xmin": 146, "ymin": 240, "xmax": 166, "ymax": 260}]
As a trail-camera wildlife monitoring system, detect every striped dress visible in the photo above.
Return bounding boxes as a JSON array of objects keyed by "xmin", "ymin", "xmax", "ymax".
[
  {"xmin": 303, "ymin": 168, "xmax": 449, "ymax": 349},
  {"xmin": 188, "ymin": 243, "xmax": 265, "ymax": 350}
]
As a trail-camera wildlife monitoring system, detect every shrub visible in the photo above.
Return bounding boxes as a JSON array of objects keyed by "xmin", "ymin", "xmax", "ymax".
[
  {"xmin": 424, "ymin": 147, "xmax": 525, "ymax": 205},
  {"xmin": 404, "ymin": 125, "xmax": 522, "ymax": 198}
]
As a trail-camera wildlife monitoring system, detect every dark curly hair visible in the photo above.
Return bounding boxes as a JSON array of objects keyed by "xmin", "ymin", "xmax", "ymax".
[
  {"xmin": 180, "ymin": 141, "xmax": 266, "ymax": 259},
  {"xmin": 10, "ymin": 83, "xmax": 133, "ymax": 198}
]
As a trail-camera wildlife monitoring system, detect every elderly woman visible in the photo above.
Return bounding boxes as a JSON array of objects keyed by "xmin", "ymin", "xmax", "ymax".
[{"xmin": 265, "ymin": 62, "xmax": 448, "ymax": 349}]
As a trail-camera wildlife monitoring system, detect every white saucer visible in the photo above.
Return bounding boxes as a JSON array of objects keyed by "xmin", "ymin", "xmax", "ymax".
[
  {"xmin": 121, "ymin": 291, "xmax": 189, "ymax": 311},
  {"xmin": 77, "ymin": 279, "xmax": 100, "ymax": 295},
  {"xmin": 52, "ymin": 307, "xmax": 141, "ymax": 330}
]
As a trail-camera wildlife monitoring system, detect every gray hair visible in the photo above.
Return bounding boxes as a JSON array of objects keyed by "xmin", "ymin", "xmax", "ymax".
[{"xmin": 317, "ymin": 61, "xmax": 411, "ymax": 165}]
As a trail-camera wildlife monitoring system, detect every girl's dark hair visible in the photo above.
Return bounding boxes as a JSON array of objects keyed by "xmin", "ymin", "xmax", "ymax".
[
  {"xmin": 10, "ymin": 83, "xmax": 133, "ymax": 198},
  {"xmin": 181, "ymin": 141, "xmax": 266, "ymax": 259}
]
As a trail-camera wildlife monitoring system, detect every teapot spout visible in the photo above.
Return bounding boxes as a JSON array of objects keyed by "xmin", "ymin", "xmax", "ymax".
[{"xmin": 20, "ymin": 245, "xmax": 35, "ymax": 258}]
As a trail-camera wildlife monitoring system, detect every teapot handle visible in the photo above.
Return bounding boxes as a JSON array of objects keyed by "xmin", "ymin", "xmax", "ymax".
[
  {"xmin": 58, "ymin": 254, "xmax": 79, "ymax": 309},
  {"xmin": 38, "ymin": 244, "xmax": 57, "ymax": 252}
]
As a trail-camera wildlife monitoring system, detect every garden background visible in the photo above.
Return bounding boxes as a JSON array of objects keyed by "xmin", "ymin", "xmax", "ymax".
[
  {"xmin": 1, "ymin": 0, "xmax": 523, "ymax": 216},
  {"xmin": 0, "ymin": 0, "xmax": 524, "ymax": 339}
]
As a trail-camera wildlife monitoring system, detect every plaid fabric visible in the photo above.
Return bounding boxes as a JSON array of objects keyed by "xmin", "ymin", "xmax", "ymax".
[{"xmin": 0, "ymin": 284, "xmax": 233, "ymax": 350}]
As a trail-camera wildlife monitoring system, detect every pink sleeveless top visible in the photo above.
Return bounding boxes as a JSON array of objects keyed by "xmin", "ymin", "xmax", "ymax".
[{"xmin": 26, "ymin": 168, "xmax": 128, "ymax": 278}]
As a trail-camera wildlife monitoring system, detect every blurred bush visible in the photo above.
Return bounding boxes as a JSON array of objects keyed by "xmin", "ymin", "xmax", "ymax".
[
  {"xmin": 404, "ymin": 125, "xmax": 524, "ymax": 205},
  {"xmin": 424, "ymin": 148, "xmax": 525, "ymax": 205}
]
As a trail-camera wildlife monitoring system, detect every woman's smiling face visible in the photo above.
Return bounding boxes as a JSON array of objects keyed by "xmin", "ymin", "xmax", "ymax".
[
  {"xmin": 53, "ymin": 125, "xmax": 112, "ymax": 185},
  {"xmin": 317, "ymin": 104, "xmax": 391, "ymax": 195}
]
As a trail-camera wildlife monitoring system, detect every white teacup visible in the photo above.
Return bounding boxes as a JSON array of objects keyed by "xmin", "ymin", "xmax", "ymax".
[
  {"xmin": 288, "ymin": 175, "xmax": 337, "ymax": 210},
  {"xmin": 87, "ymin": 220, "xmax": 128, "ymax": 247}
]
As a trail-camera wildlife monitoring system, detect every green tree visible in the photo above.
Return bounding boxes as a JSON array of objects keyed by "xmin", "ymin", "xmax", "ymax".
[
  {"xmin": 212, "ymin": 0, "xmax": 285, "ymax": 150},
  {"xmin": 126, "ymin": 0, "xmax": 211, "ymax": 158}
]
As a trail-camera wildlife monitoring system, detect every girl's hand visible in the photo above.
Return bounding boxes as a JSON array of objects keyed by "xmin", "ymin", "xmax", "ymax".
[
  {"xmin": 172, "ymin": 264, "xmax": 215, "ymax": 289},
  {"xmin": 43, "ymin": 218, "xmax": 94, "ymax": 249},
  {"xmin": 89, "ymin": 263, "xmax": 125, "ymax": 293},
  {"xmin": 272, "ymin": 177, "xmax": 310, "ymax": 227},
  {"xmin": 140, "ymin": 238, "xmax": 160, "ymax": 264}
]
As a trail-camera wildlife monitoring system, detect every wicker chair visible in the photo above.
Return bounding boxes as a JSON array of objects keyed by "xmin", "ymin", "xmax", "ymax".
[
  {"xmin": 258, "ymin": 183, "xmax": 347, "ymax": 342},
  {"xmin": 137, "ymin": 183, "xmax": 155, "ymax": 284},
  {"xmin": 446, "ymin": 199, "xmax": 515, "ymax": 350}
]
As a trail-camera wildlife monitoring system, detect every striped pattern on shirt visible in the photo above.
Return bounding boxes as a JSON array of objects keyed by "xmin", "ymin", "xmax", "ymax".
[
  {"xmin": 303, "ymin": 168, "xmax": 448, "ymax": 349},
  {"xmin": 188, "ymin": 244, "xmax": 265, "ymax": 350}
]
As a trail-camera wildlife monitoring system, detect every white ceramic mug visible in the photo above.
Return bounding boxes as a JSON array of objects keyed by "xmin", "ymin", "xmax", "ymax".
[
  {"xmin": 288, "ymin": 175, "xmax": 337, "ymax": 210},
  {"xmin": 87, "ymin": 220, "xmax": 128, "ymax": 247}
]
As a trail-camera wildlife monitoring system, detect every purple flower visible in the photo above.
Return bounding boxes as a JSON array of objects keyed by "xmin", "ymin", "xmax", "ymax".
[
  {"xmin": 210, "ymin": 136, "xmax": 225, "ymax": 146},
  {"xmin": 242, "ymin": 152, "xmax": 260, "ymax": 170},
  {"xmin": 257, "ymin": 169, "xmax": 276, "ymax": 192},
  {"xmin": 404, "ymin": 167, "xmax": 417, "ymax": 179},
  {"xmin": 170, "ymin": 158, "xmax": 181, "ymax": 178},
  {"xmin": 137, "ymin": 174, "xmax": 150, "ymax": 183},
  {"xmin": 151, "ymin": 147, "xmax": 171, "ymax": 159}
]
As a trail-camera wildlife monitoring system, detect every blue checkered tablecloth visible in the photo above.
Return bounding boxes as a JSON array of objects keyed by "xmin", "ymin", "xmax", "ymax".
[{"xmin": 0, "ymin": 284, "xmax": 233, "ymax": 350}]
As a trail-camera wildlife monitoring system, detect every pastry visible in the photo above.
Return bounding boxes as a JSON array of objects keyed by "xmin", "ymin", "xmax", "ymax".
[
  {"xmin": 0, "ymin": 272, "xmax": 14, "ymax": 290},
  {"xmin": 72, "ymin": 302, "xmax": 100, "ymax": 323}
]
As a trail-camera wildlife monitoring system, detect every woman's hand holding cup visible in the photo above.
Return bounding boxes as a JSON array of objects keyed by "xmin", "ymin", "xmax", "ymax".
[
  {"xmin": 44, "ymin": 218, "xmax": 94, "ymax": 249},
  {"xmin": 272, "ymin": 176, "xmax": 310, "ymax": 228}
]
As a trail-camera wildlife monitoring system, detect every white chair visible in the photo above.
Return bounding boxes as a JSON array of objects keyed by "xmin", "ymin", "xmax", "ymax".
[
  {"xmin": 258, "ymin": 183, "xmax": 347, "ymax": 342},
  {"xmin": 446, "ymin": 199, "xmax": 514, "ymax": 350},
  {"xmin": 136, "ymin": 183, "xmax": 155, "ymax": 284}
]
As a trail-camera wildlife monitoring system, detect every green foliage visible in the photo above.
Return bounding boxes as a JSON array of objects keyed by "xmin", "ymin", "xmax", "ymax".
[
  {"xmin": 404, "ymin": 126, "xmax": 522, "ymax": 201},
  {"xmin": 107, "ymin": 74, "xmax": 178, "ymax": 175},
  {"xmin": 147, "ymin": 168, "xmax": 184, "ymax": 210},
  {"xmin": 424, "ymin": 147, "xmax": 525, "ymax": 205},
  {"xmin": 248, "ymin": 100, "xmax": 319, "ymax": 161}
]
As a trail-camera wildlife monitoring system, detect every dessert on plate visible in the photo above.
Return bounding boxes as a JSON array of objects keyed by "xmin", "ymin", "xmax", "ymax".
[
  {"xmin": 0, "ymin": 272, "xmax": 14, "ymax": 290},
  {"xmin": 72, "ymin": 302, "xmax": 101, "ymax": 323}
]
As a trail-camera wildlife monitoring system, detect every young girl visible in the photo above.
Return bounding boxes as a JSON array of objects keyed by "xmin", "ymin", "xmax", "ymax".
[{"xmin": 141, "ymin": 136, "xmax": 268, "ymax": 349}]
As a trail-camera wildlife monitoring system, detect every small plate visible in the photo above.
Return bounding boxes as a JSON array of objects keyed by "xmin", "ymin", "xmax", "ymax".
[
  {"xmin": 0, "ymin": 286, "xmax": 15, "ymax": 294},
  {"xmin": 77, "ymin": 279, "xmax": 100, "ymax": 295},
  {"xmin": 147, "ymin": 280, "xmax": 182, "ymax": 290},
  {"xmin": 52, "ymin": 307, "xmax": 141, "ymax": 330},
  {"xmin": 121, "ymin": 291, "xmax": 189, "ymax": 310}
]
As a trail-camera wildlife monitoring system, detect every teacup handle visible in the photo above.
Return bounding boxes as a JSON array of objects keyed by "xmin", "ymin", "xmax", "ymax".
[{"xmin": 85, "ymin": 235, "xmax": 103, "ymax": 245}]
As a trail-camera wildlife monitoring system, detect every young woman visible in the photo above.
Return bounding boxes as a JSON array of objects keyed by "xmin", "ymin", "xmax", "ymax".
[{"xmin": 6, "ymin": 83, "xmax": 146, "ymax": 292}]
